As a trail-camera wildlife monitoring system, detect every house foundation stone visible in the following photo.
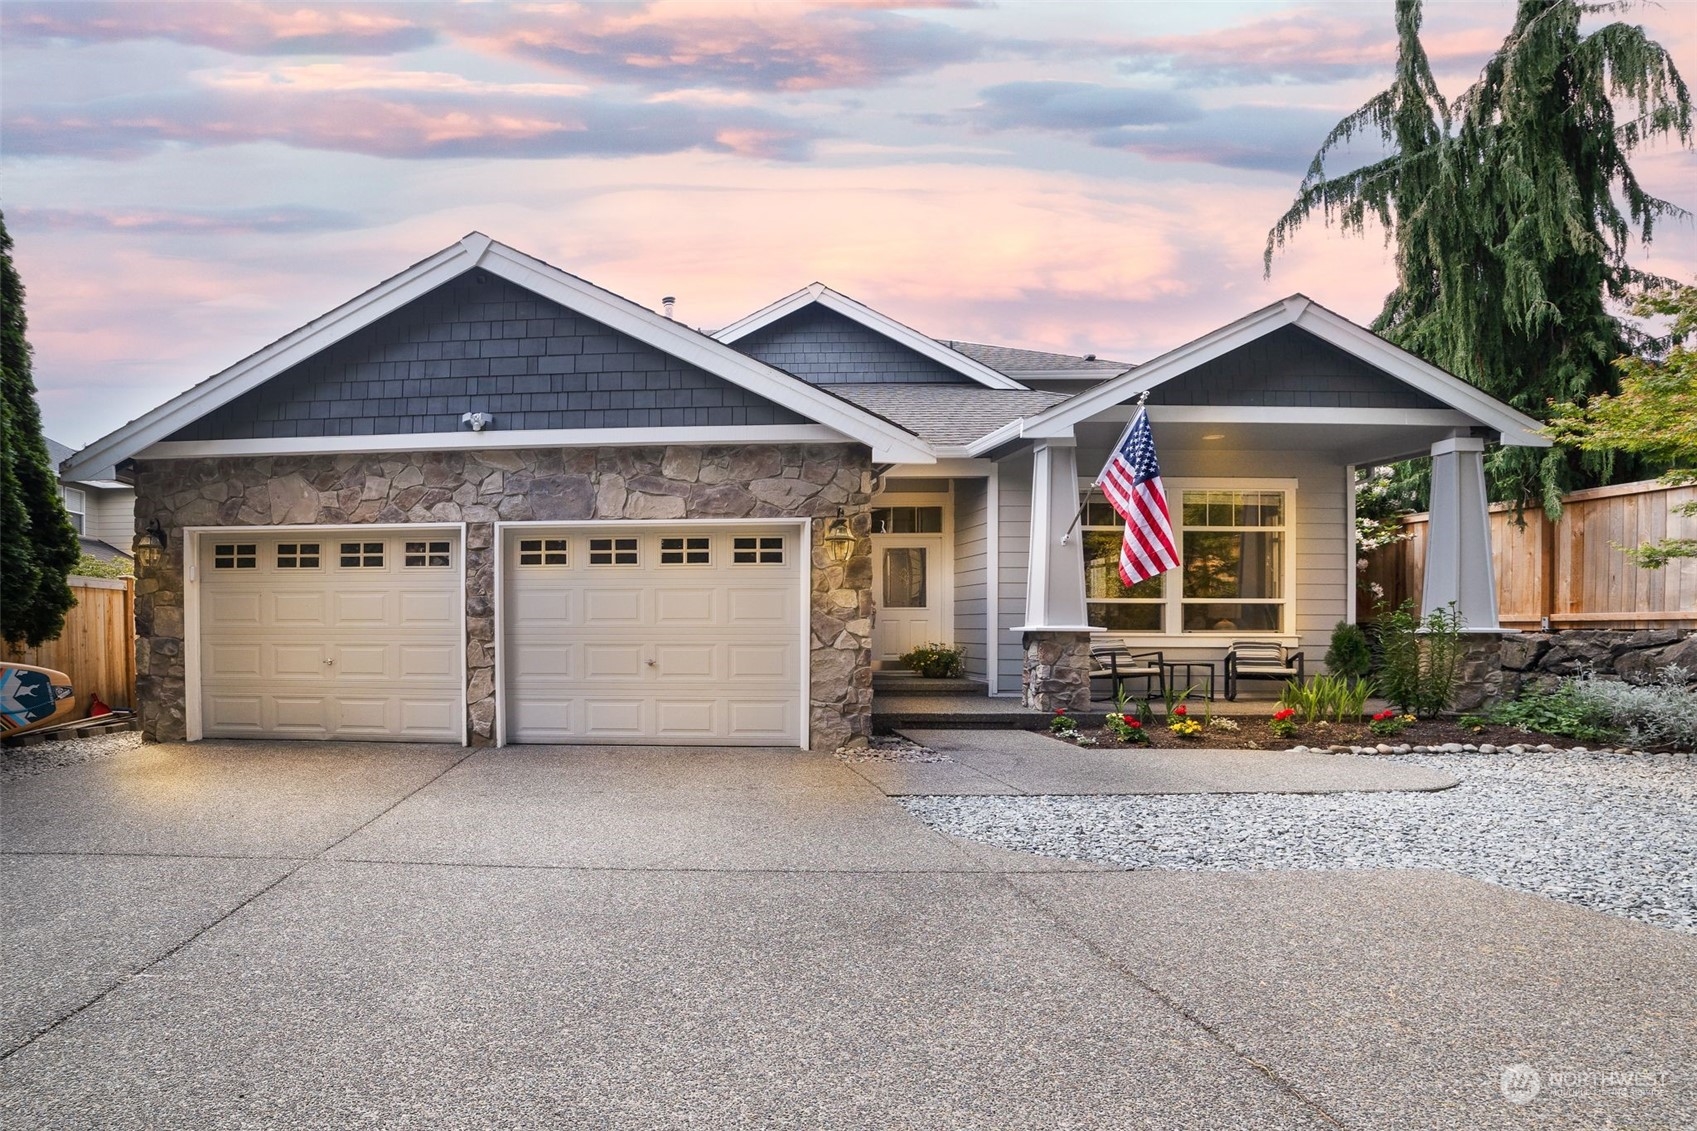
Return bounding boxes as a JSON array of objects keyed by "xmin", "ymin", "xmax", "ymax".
[{"xmin": 1021, "ymin": 631, "xmax": 1093, "ymax": 713}]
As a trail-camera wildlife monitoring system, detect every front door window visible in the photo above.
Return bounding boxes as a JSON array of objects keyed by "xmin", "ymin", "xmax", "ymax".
[{"xmin": 883, "ymin": 547, "xmax": 928, "ymax": 608}]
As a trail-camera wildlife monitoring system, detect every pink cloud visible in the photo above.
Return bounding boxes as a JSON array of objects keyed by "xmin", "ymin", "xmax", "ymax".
[
  {"xmin": 2, "ymin": 0, "xmax": 436, "ymax": 55},
  {"xmin": 457, "ymin": 2, "xmax": 986, "ymax": 91}
]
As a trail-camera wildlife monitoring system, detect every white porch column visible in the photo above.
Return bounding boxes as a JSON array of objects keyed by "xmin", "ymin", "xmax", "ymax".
[
  {"xmin": 1422, "ymin": 436, "xmax": 1500, "ymax": 630},
  {"xmin": 1020, "ymin": 437, "xmax": 1091, "ymax": 631}
]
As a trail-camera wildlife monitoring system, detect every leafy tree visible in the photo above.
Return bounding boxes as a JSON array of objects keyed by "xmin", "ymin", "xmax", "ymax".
[
  {"xmin": 1267, "ymin": 0, "xmax": 1692, "ymax": 513},
  {"xmin": 1548, "ymin": 280, "xmax": 1697, "ymax": 567},
  {"xmin": 2, "ymin": 210, "xmax": 81, "ymax": 648},
  {"xmin": 74, "ymin": 552, "xmax": 135, "ymax": 580}
]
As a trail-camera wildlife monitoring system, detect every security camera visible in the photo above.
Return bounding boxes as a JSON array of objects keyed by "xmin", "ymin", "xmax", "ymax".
[{"xmin": 461, "ymin": 411, "xmax": 493, "ymax": 432}]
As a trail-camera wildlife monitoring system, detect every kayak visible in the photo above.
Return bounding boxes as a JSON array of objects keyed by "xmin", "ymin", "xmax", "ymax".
[{"xmin": 1, "ymin": 662, "xmax": 76, "ymax": 735}]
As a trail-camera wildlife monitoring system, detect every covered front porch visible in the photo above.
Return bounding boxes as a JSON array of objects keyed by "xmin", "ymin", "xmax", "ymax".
[{"xmin": 960, "ymin": 295, "xmax": 1550, "ymax": 713}]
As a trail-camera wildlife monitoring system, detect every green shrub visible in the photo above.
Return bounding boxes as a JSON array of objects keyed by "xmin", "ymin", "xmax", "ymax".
[
  {"xmin": 73, "ymin": 553, "xmax": 133, "ymax": 579},
  {"xmin": 1488, "ymin": 682, "xmax": 1617, "ymax": 742},
  {"xmin": 899, "ymin": 642, "xmax": 965, "ymax": 678},
  {"xmin": 1324, "ymin": 621, "xmax": 1373, "ymax": 679},
  {"xmin": 1374, "ymin": 600, "xmax": 1464, "ymax": 718}
]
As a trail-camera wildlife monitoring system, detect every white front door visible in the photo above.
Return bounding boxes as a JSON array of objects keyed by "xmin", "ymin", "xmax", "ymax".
[{"xmin": 871, "ymin": 535, "xmax": 946, "ymax": 667}]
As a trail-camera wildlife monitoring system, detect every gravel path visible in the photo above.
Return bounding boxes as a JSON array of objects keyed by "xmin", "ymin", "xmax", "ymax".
[{"xmin": 903, "ymin": 749, "xmax": 1697, "ymax": 934}]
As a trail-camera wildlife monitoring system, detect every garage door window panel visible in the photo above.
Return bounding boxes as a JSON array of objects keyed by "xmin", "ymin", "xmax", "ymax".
[
  {"xmin": 276, "ymin": 543, "xmax": 321, "ymax": 569},
  {"xmin": 660, "ymin": 536, "xmax": 711, "ymax": 566},
  {"xmin": 404, "ymin": 540, "xmax": 452, "ymax": 567},
  {"xmin": 214, "ymin": 543, "xmax": 257, "ymax": 570},
  {"xmin": 518, "ymin": 538, "xmax": 568, "ymax": 567},
  {"xmin": 340, "ymin": 541, "xmax": 385, "ymax": 568},
  {"xmin": 731, "ymin": 536, "xmax": 784, "ymax": 564},
  {"xmin": 590, "ymin": 537, "xmax": 639, "ymax": 566}
]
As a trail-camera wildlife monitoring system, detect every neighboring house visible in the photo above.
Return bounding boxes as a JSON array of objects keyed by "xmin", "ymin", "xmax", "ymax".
[
  {"xmin": 62, "ymin": 233, "xmax": 1547, "ymax": 750},
  {"xmin": 45, "ymin": 437, "xmax": 136, "ymax": 564}
]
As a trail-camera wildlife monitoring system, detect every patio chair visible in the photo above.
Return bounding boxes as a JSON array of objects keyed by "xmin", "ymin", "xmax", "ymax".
[
  {"xmin": 1089, "ymin": 647, "xmax": 1165, "ymax": 703},
  {"xmin": 1223, "ymin": 641, "xmax": 1304, "ymax": 701}
]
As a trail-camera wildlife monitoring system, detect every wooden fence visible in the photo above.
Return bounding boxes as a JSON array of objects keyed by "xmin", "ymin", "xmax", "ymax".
[
  {"xmin": 1361, "ymin": 479, "xmax": 1697, "ymax": 630},
  {"xmin": 4, "ymin": 576, "xmax": 136, "ymax": 716}
]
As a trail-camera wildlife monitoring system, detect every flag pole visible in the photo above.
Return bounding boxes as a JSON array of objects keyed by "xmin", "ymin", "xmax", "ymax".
[{"xmin": 1060, "ymin": 390, "xmax": 1150, "ymax": 546}]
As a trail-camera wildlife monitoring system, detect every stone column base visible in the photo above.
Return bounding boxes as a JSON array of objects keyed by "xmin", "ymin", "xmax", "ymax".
[
  {"xmin": 1449, "ymin": 632, "xmax": 1506, "ymax": 713},
  {"xmin": 1021, "ymin": 631, "xmax": 1093, "ymax": 713}
]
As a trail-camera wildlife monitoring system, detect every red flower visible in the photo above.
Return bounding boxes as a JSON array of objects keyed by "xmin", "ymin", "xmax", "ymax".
[
  {"xmin": 1054, "ymin": 708, "xmax": 1066, "ymax": 716},
  {"xmin": 1173, "ymin": 704, "xmax": 1187, "ymax": 716},
  {"xmin": 1273, "ymin": 708, "xmax": 1296, "ymax": 721},
  {"xmin": 1373, "ymin": 709, "xmax": 1395, "ymax": 721},
  {"xmin": 1128, "ymin": 720, "xmax": 1142, "ymax": 728}
]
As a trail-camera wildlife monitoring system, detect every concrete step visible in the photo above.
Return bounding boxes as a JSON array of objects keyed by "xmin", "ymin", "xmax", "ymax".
[{"xmin": 870, "ymin": 673, "xmax": 989, "ymax": 694}]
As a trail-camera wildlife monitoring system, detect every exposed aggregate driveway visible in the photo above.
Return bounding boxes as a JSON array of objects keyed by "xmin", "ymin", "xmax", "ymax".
[{"xmin": 3, "ymin": 740, "xmax": 1694, "ymax": 1129}]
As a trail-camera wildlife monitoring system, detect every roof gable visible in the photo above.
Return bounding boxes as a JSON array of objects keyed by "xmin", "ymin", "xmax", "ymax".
[
  {"xmin": 168, "ymin": 270, "xmax": 811, "ymax": 442},
  {"xmin": 1151, "ymin": 324, "xmax": 1448, "ymax": 410},
  {"xmin": 969, "ymin": 295, "xmax": 1549, "ymax": 454},
  {"xmin": 715, "ymin": 283, "xmax": 1025, "ymax": 390},
  {"xmin": 730, "ymin": 304, "xmax": 975, "ymax": 386},
  {"xmin": 62, "ymin": 234, "xmax": 934, "ymax": 478}
]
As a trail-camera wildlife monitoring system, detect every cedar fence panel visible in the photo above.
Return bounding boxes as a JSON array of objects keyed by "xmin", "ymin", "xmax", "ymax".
[
  {"xmin": 4, "ymin": 576, "xmax": 137, "ymax": 716},
  {"xmin": 1360, "ymin": 480, "xmax": 1697, "ymax": 629}
]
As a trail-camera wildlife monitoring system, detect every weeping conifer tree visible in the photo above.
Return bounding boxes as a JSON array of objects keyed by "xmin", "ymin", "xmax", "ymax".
[{"xmin": 1266, "ymin": 0, "xmax": 1692, "ymax": 512}]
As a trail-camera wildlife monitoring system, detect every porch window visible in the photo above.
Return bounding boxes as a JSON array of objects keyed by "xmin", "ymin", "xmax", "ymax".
[{"xmin": 1082, "ymin": 485, "xmax": 1292, "ymax": 635}]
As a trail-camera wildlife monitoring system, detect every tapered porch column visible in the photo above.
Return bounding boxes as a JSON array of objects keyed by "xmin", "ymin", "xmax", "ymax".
[
  {"xmin": 1422, "ymin": 436, "xmax": 1500, "ymax": 631},
  {"xmin": 1016, "ymin": 438, "xmax": 1095, "ymax": 711}
]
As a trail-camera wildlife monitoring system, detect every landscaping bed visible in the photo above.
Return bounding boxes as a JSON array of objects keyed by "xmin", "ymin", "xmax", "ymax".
[{"xmin": 1046, "ymin": 712, "xmax": 1664, "ymax": 754}]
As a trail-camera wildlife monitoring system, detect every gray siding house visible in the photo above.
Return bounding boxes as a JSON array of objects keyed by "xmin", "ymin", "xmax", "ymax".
[{"xmin": 64, "ymin": 234, "xmax": 1547, "ymax": 750}]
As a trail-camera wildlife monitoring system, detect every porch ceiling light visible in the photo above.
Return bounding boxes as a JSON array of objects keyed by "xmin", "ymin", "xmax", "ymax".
[
  {"xmin": 1202, "ymin": 433, "xmax": 1226, "ymax": 441},
  {"xmin": 822, "ymin": 509, "xmax": 856, "ymax": 564}
]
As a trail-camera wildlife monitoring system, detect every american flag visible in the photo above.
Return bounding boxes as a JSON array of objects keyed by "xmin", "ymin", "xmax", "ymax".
[{"xmin": 1096, "ymin": 406, "xmax": 1178, "ymax": 586}]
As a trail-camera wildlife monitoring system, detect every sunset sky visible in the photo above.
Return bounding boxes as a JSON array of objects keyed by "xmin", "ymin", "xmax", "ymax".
[{"xmin": 6, "ymin": 0, "xmax": 1694, "ymax": 448}]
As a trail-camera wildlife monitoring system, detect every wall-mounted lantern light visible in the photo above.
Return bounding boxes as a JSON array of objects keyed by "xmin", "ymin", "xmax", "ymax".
[
  {"xmin": 822, "ymin": 508, "xmax": 856, "ymax": 565},
  {"xmin": 133, "ymin": 518, "xmax": 168, "ymax": 569}
]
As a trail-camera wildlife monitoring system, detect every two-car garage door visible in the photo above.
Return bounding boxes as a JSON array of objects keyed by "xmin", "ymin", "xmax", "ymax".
[
  {"xmin": 196, "ymin": 523, "xmax": 804, "ymax": 746},
  {"xmin": 502, "ymin": 523, "xmax": 803, "ymax": 746}
]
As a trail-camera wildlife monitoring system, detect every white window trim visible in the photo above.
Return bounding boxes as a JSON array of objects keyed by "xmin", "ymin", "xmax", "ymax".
[
  {"xmin": 60, "ymin": 485, "xmax": 87, "ymax": 533},
  {"xmin": 1079, "ymin": 476, "xmax": 1300, "ymax": 645}
]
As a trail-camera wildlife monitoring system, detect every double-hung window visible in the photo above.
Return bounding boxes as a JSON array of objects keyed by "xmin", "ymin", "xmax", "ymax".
[{"xmin": 1083, "ymin": 481, "xmax": 1294, "ymax": 635}]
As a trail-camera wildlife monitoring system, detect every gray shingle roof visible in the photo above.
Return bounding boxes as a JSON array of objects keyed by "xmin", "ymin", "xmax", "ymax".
[
  {"xmin": 825, "ymin": 384, "xmax": 1069, "ymax": 447},
  {"xmin": 46, "ymin": 437, "xmax": 119, "ymax": 483},
  {"xmin": 941, "ymin": 340, "xmax": 1130, "ymax": 373}
]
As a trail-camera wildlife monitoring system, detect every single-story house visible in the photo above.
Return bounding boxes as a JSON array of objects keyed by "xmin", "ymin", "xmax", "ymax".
[
  {"xmin": 62, "ymin": 233, "xmax": 1548, "ymax": 750},
  {"xmin": 46, "ymin": 436, "xmax": 137, "ymax": 564}
]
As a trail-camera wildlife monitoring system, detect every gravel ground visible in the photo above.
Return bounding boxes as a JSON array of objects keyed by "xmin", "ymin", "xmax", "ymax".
[
  {"xmin": 903, "ymin": 748, "xmax": 1697, "ymax": 934},
  {"xmin": 0, "ymin": 729, "xmax": 143, "ymax": 783}
]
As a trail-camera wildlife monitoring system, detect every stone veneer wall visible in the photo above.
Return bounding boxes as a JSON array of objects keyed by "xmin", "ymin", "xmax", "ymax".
[
  {"xmin": 1020, "ymin": 631, "xmax": 1093, "ymax": 713},
  {"xmin": 1450, "ymin": 628, "xmax": 1695, "ymax": 712},
  {"xmin": 133, "ymin": 443, "xmax": 874, "ymax": 749}
]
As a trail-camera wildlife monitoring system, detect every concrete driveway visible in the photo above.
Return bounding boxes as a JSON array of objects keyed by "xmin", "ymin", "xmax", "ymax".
[{"xmin": 2, "ymin": 741, "xmax": 1691, "ymax": 1129}]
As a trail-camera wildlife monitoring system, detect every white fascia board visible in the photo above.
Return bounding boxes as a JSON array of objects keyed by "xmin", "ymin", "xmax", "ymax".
[
  {"xmin": 61, "ymin": 239, "xmax": 479, "ymax": 481},
  {"xmin": 711, "ymin": 284, "xmax": 821, "ymax": 343},
  {"xmin": 1113, "ymin": 405, "xmax": 1480, "ymax": 428},
  {"xmin": 141, "ymin": 425, "xmax": 856, "ymax": 462},
  {"xmin": 882, "ymin": 457, "xmax": 993, "ymax": 478},
  {"xmin": 479, "ymin": 247, "xmax": 935, "ymax": 464},
  {"xmin": 715, "ymin": 283, "xmax": 1025, "ymax": 391}
]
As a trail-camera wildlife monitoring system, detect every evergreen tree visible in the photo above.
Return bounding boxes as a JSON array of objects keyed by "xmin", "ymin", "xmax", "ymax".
[
  {"xmin": 2, "ymin": 210, "xmax": 82, "ymax": 648},
  {"xmin": 1266, "ymin": 0, "xmax": 1692, "ymax": 512}
]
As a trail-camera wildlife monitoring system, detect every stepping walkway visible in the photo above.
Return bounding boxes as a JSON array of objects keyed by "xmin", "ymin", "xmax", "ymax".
[{"xmin": 850, "ymin": 728, "xmax": 1457, "ymax": 796}]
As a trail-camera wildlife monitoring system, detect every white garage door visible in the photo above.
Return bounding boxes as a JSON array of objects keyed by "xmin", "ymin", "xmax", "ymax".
[
  {"xmin": 503, "ymin": 523, "xmax": 804, "ymax": 746},
  {"xmin": 198, "ymin": 530, "xmax": 463, "ymax": 741}
]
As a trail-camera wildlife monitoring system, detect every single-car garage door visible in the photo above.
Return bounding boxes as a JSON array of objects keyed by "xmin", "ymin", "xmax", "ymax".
[
  {"xmin": 503, "ymin": 523, "xmax": 804, "ymax": 746},
  {"xmin": 198, "ymin": 529, "xmax": 463, "ymax": 741}
]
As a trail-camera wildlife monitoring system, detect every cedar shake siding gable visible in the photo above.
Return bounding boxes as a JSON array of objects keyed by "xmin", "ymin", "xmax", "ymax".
[
  {"xmin": 1148, "ymin": 325, "xmax": 1448, "ymax": 410},
  {"xmin": 730, "ymin": 305, "xmax": 975, "ymax": 386},
  {"xmin": 167, "ymin": 271, "xmax": 809, "ymax": 442}
]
